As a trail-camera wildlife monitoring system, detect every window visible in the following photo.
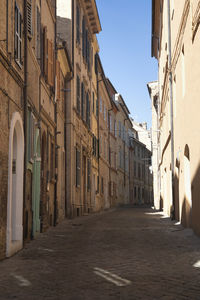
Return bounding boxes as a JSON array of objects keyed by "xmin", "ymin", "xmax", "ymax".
[
  {"xmin": 15, "ymin": 3, "xmax": 22, "ymax": 65},
  {"xmin": 36, "ymin": 6, "xmax": 41, "ymax": 60},
  {"xmin": 96, "ymin": 98, "xmax": 98, "ymax": 117},
  {"xmin": 92, "ymin": 92, "xmax": 95, "ymax": 113},
  {"xmin": 76, "ymin": 148, "xmax": 81, "ymax": 187},
  {"xmin": 134, "ymin": 162, "xmax": 136, "ymax": 176},
  {"xmin": 86, "ymin": 92, "xmax": 90, "ymax": 128},
  {"xmin": 87, "ymin": 159, "xmax": 91, "ymax": 190},
  {"xmin": 76, "ymin": 75, "xmax": 80, "ymax": 113},
  {"xmin": 47, "ymin": 39, "xmax": 54, "ymax": 86},
  {"xmin": 56, "ymin": 60, "xmax": 61, "ymax": 101},
  {"xmin": 27, "ymin": 0, "xmax": 32, "ymax": 36},
  {"xmin": 104, "ymin": 105, "xmax": 106, "ymax": 121},
  {"xmin": 118, "ymin": 121, "xmax": 121, "ymax": 137},
  {"xmin": 81, "ymin": 82, "xmax": 85, "ymax": 120},
  {"xmin": 92, "ymin": 135, "xmax": 98, "ymax": 158},
  {"xmin": 76, "ymin": 5, "xmax": 80, "ymax": 43},
  {"xmin": 50, "ymin": 141, "xmax": 54, "ymax": 180},
  {"xmin": 82, "ymin": 18, "xmax": 85, "ymax": 58},
  {"xmin": 114, "ymin": 120, "xmax": 117, "ymax": 137},
  {"xmin": 100, "ymin": 97, "xmax": 102, "ymax": 113},
  {"xmin": 101, "ymin": 177, "xmax": 104, "ymax": 194},
  {"xmin": 109, "ymin": 114, "xmax": 112, "ymax": 131}
]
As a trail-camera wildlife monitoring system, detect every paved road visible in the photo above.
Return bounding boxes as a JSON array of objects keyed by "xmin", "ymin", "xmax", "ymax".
[{"xmin": 1, "ymin": 207, "xmax": 200, "ymax": 299}]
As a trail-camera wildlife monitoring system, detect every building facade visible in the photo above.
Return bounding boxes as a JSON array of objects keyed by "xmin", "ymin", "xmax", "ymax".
[
  {"xmin": 57, "ymin": 0, "xmax": 102, "ymax": 217},
  {"xmin": 0, "ymin": 0, "xmax": 25, "ymax": 258},
  {"xmin": 152, "ymin": 0, "xmax": 200, "ymax": 234}
]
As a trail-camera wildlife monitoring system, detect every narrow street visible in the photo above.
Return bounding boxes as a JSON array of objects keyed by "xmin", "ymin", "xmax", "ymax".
[{"xmin": 1, "ymin": 207, "xmax": 200, "ymax": 300}]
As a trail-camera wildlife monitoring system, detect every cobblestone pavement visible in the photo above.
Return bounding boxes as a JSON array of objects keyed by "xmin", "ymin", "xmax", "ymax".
[{"xmin": 1, "ymin": 207, "xmax": 200, "ymax": 299}]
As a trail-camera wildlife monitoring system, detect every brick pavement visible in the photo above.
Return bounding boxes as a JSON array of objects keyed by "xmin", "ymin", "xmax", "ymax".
[{"xmin": 1, "ymin": 207, "xmax": 200, "ymax": 299}]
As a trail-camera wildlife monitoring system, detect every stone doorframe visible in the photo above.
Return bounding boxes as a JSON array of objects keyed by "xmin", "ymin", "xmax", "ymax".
[{"xmin": 6, "ymin": 112, "xmax": 24, "ymax": 257}]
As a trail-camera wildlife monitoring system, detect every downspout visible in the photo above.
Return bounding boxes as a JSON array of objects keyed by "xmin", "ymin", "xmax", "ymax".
[
  {"xmin": 64, "ymin": 74, "xmax": 73, "ymax": 217},
  {"xmin": 167, "ymin": 0, "xmax": 175, "ymax": 219},
  {"xmin": 108, "ymin": 108, "xmax": 112, "ymax": 207},
  {"xmin": 6, "ymin": 0, "xmax": 8, "ymax": 52},
  {"xmin": 54, "ymin": 0, "xmax": 57, "ymax": 226},
  {"xmin": 23, "ymin": 0, "xmax": 28, "ymax": 241}
]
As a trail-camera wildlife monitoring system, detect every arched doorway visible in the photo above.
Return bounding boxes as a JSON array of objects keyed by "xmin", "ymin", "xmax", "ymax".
[
  {"xmin": 182, "ymin": 145, "xmax": 192, "ymax": 227},
  {"xmin": 32, "ymin": 128, "xmax": 41, "ymax": 237},
  {"xmin": 6, "ymin": 112, "xmax": 24, "ymax": 257}
]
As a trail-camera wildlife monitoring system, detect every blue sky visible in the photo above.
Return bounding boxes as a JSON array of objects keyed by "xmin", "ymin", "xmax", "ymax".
[{"xmin": 96, "ymin": 0, "xmax": 158, "ymax": 128}]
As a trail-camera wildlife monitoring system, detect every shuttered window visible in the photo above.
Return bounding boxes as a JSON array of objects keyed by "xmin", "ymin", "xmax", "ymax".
[
  {"xmin": 86, "ymin": 92, "xmax": 90, "ymax": 128},
  {"xmin": 47, "ymin": 39, "xmax": 54, "ymax": 86},
  {"xmin": 82, "ymin": 18, "xmax": 85, "ymax": 58},
  {"xmin": 76, "ymin": 75, "xmax": 80, "ymax": 113},
  {"xmin": 56, "ymin": 60, "xmax": 61, "ymax": 101},
  {"xmin": 96, "ymin": 98, "xmax": 98, "ymax": 117},
  {"xmin": 87, "ymin": 159, "xmax": 91, "ymax": 190},
  {"xmin": 27, "ymin": 0, "xmax": 32, "ymax": 36},
  {"xmin": 36, "ymin": 6, "xmax": 41, "ymax": 60},
  {"xmin": 14, "ymin": 3, "xmax": 22, "ymax": 65},
  {"xmin": 43, "ymin": 26, "xmax": 48, "ymax": 77},
  {"xmin": 76, "ymin": 148, "xmax": 81, "ymax": 187},
  {"xmin": 76, "ymin": 5, "xmax": 80, "ymax": 43},
  {"xmin": 81, "ymin": 82, "xmax": 85, "ymax": 120}
]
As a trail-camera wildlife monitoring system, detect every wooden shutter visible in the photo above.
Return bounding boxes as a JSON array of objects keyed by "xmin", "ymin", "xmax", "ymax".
[
  {"xmin": 76, "ymin": 76, "xmax": 80, "ymax": 113},
  {"xmin": 47, "ymin": 39, "xmax": 53, "ymax": 86},
  {"xmin": 27, "ymin": 0, "xmax": 32, "ymax": 36},
  {"xmin": 81, "ymin": 82, "xmax": 85, "ymax": 119},
  {"xmin": 56, "ymin": 60, "xmax": 61, "ymax": 100},
  {"xmin": 82, "ymin": 18, "xmax": 85, "ymax": 58},
  {"xmin": 36, "ymin": 6, "xmax": 41, "ymax": 60},
  {"xmin": 43, "ymin": 27, "xmax": 48, "ymax": 77},
  {"xmin": 76, "ymin": 5, "xmax": 80, "ymax": 43}
]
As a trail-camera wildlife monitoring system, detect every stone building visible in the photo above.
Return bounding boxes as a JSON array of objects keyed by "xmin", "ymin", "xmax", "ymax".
[
  {"xmin": 0, "ymin": 0, "xmax": 25, "ymax": 258},
  {"xmin": 57, "ymin": 0, "xmax": 101, "ymax": 217},
  {"xmin": 56, "ymin": 42, "xmax": 73, "ymax": 223},
  {"xmin": 23, "ymin": 0, "xmax": 58, "ymax": 242},
  {"xmin": 152, "ymin": 0, "xmax": 200, "ymax": 234},
  {"xmin": 95, "ymin": 57, "xmax": 118, "ymax": 210},
  {"xmin": 129, "ymin": 127, "xmax": 153, "ymax": 205}
]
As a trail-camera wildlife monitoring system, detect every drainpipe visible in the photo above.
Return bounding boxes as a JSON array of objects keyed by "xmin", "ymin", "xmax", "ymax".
[
  {"xmin": 6, "ymin": 0, "xmax": 8, "ymax": 52},
  {"xmin": 54, "ymin": 0, "xmax": 58, "ymax": 226},
  {"xmin": 23, "ymin": 0, "xmax": 28, "ymax": 241},
  {"xmin": 108, "ymin": 108, "xmax": 112, "ymax": 207},
  {"xmin": 167, "ymin": 0, "xmax": 175, "ymax": 219}
]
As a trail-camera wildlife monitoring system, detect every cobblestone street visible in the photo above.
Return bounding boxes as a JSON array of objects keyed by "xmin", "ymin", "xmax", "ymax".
[{"xmin": 1, "ymin": 207, "xmax": 200, "ymax": 299}]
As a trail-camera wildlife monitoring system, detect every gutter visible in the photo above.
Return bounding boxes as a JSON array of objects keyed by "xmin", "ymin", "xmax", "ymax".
[
  {"xmin": 23, "ymin": 0, "xmax": 28, "ymax": 241},
  {"xmin": 167, "ymin": 0, "xmax": 175, "ymax": 219}
]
